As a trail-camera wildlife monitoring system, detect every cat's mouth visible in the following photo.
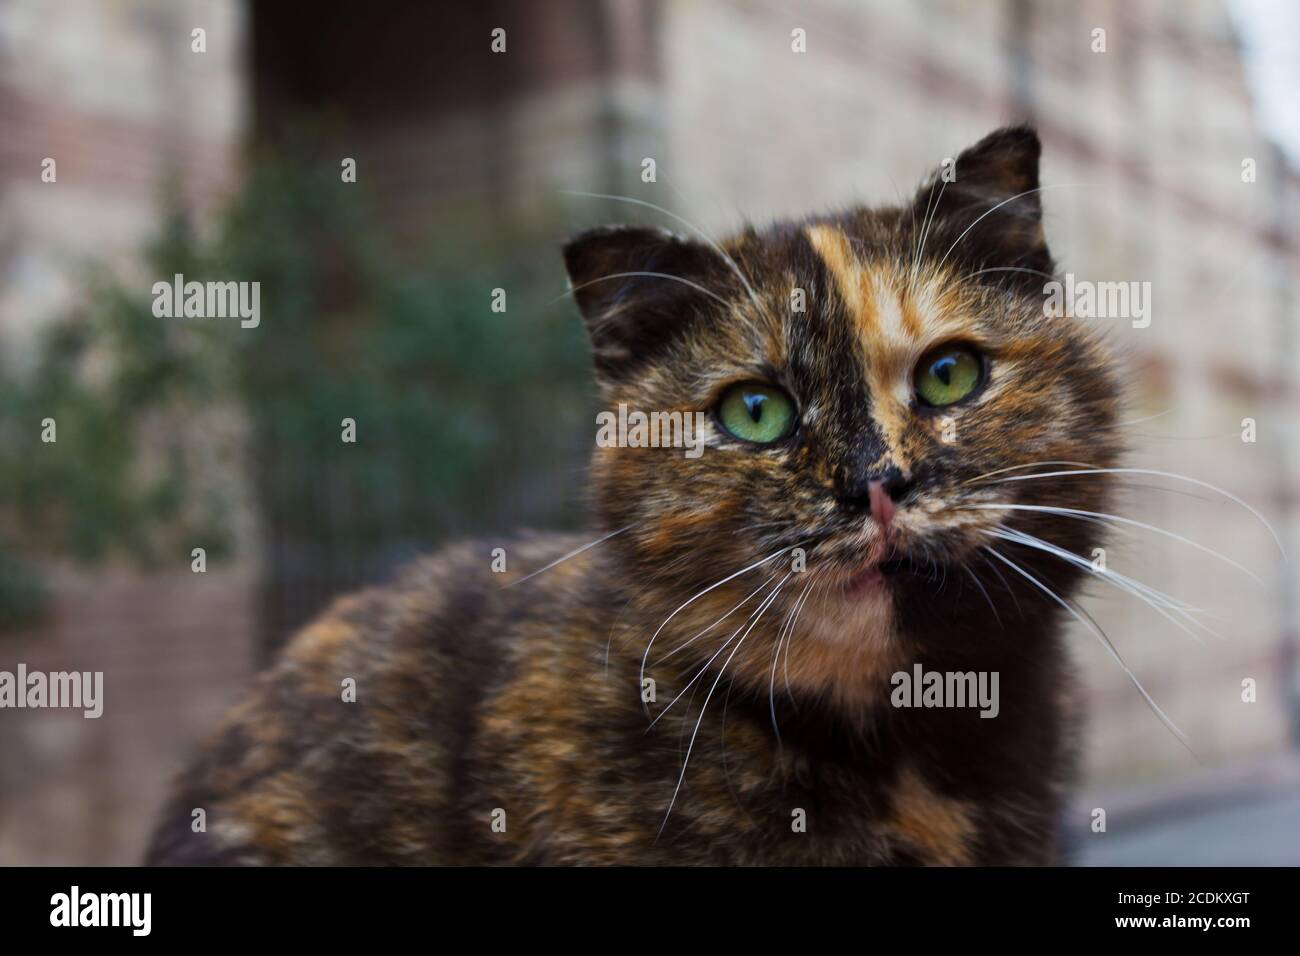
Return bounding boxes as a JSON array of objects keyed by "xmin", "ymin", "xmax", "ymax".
[
  {"xmin": 837, "ymin": 546, "xmax": 957, "ymax": 600},
  {"xmin": 842, "ymin": 555, "xmax": 922, "ymax": 597},
  {"xmin": 805, "ymin": 521, "xmax": 962, "ymax": 599},
  {"xmin": 878, "ymin": 557, "xmax": 919, "ymax": 577}
]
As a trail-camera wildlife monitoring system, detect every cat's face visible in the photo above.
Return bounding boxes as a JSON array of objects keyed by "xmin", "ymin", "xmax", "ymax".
[{"xmin": 566, "ymin": 127, "xmax": 1121, "ymax": 697}]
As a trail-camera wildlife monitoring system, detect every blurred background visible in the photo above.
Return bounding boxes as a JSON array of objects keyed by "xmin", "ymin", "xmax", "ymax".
[{"xmin": 0, "ymin": 0, "xmax": 1297, "ymax": 865}]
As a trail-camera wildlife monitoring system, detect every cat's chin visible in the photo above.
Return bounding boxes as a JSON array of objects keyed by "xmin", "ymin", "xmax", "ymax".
[
  {"xmin": 787, "ymin": 585, "xmax": 903, "ymax": 708},
  {"xmin": 805, "ymin": 577, "xmax": 895, "ymax": 643},
  {"xmin": 843, "ymin": 564, "xmax": 887, "ymax": 598}
]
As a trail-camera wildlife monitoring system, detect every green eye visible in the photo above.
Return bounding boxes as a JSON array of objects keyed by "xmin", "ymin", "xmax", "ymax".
[
  {"xmin": 716, "ymin": 383, "xmax": 797, "ymax": 444},
  {"xmin": 914, "ymin": 346, "xmax": 984, "ymax": 407}
]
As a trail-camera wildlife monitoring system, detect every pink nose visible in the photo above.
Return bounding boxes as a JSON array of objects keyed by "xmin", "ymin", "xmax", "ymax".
[{"xmin": 868, "ymin": 479, "xmax": 896, "ymax": 529}]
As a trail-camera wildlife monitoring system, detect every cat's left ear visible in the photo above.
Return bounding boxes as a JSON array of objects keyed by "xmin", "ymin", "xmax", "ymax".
[
  {"xmin": 914, "ymin": 125, "xmax": 1053, "ymax": 283},
  {"xmin": 563, "ymin": 225, "xmax": 731, "ymax": 384}
]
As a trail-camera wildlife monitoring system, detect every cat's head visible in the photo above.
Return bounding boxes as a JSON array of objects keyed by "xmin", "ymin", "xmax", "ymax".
[{"xmin": 564, "ymin": 127, "xmax": 1121, "ymax": 700}]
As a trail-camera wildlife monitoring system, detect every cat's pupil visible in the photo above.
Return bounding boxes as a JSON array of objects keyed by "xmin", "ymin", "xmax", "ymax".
[
  {"xmin": 743, "ymin": 393, "xmax": 766, "ymax": 422},
  {"xmin": 932, "ymin": 358, "xmax": 954, "ymax": 385}
]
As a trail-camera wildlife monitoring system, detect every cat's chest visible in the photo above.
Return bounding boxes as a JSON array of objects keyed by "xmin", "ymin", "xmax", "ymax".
[{"xmin": 610, "ymin": 700, "xmax": 969, "ymax": 864}]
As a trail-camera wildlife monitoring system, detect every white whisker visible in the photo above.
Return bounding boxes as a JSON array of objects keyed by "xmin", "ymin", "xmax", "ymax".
[
  {"xmin": 657, "ymin": 574, "xmax": 790, "ymax": 837},
  {"xmin": 961, "ymin": 265, "xmax": 1058, "ymax": 284},
  {"xmin": 963, "ymin": 502, "xmax": 1264, "ymax": 584},
  {"xmin": 503, "ymin": 524, "xmax": 634, "ymax": 589},
  {"xmin": 964, "ymin": 565, "xmax": 1002, "ymax": 627},
  {"xmin": 963, "ymin": 463, "xmax": 1285, "ymax": 558},
  {"xmin": 554, "ymin": 270, "xmax": 734, "ymax": 310},
  {"xmin": 933, "ymin": 183, "xmax": 1086, "ymax": 276},
  {"xmin": 910, "ymin": 176, "xmax": 949, "ymax": 292},
  {"xmin": 648, "ymin": 573, "xmax": 790, "ymax": 731},
  {"xmin": 1119, "ymin": 409, "xmax": 1174, "ymax": 428},
  {"xmin": 961, "ymin": 459, "xmax": 1094, "ymax": 486},
  {"xmin": 638, "ymin": 545, "xmax": 794, "ymax": 715},
  {"xmin": 986, "ymin": 527, "xmax": 1219, "ymax": 644},
  {"xmin": 769, "ymin": 574, "xmax": 817, "ymax": 742},
  {"xmin": 984, "ymin": 546, "xmax": 1192, "ymax": 752},
  {"xmin": 785, "ymin": 570, "xmax": 829, "ymax": 701},
  {"xmin": 562, "ymin": 190, "xmax": 767, "ymax": 317},
  {"xmin": 656, "ymin": 572, "xmax": 777, "ymax": 665}
]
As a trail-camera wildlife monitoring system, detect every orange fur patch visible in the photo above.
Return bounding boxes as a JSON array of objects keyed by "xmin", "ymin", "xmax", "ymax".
[{"xmin": 889, "ymin": 766, "xmax": 976, "ymax": 865}]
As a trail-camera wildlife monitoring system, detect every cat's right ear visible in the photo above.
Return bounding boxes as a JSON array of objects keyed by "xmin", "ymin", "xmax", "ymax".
[
  {"xmin": 910, "ymin": 125, "xmax": 1053, "ymax": 285},
  {"xmin": 563, "ymin": 226, "xmax": 729, "ymax": 383}
]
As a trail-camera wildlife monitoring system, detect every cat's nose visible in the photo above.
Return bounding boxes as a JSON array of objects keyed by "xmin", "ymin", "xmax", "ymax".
[
  {"xmin": 835, "ymin": 465, "xmax": 913, "ymax": 525},
  {"xmin": 867, "ymin": 480, "xmax": 896, "ymax": 529}
]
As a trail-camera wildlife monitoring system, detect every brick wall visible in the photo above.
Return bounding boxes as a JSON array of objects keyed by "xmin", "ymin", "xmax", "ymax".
[
  {"xmin": 0, "ymin": 566, "xmax": 257, "ymax": 864},
  {"xmin": 0, "ymin": 0, "xmax": 252, "ymax": 865},
  {"xmin": 0, "ymin": 0, "xmax": 245, "ymax": 347}
]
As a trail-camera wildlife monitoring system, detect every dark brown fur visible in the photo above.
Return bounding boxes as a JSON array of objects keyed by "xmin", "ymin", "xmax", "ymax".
[{"xmin": 147, "ymin": 128, "xmax": 1120, "ymax": 866}]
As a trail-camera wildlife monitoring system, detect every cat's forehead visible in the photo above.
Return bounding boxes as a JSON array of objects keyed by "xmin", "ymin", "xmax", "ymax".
[
  {"xmin": 728, "ymin": 218, "xmax": 995, "ymax": 382},
  {"xmin": 800, "ymin": 223, "xmax": 977, "ymax": 360}
]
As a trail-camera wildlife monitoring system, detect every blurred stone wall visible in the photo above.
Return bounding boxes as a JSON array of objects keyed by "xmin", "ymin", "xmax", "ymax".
[
  {"xmin": 0, "ymin": 566, "xmax": 256, "ymax": 864},
  {"xmin": 0, "ymin": 0, "xmax": 250, "ymax": 865},
  {"xmin": 0, "ymin": 0, "xmax": 245, "ymax": 345}
]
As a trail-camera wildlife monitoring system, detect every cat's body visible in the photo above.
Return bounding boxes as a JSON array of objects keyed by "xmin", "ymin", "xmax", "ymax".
[
  {"xmin": 148, "ymin": 128, "xmax": 1119, "ymax": 866},
  {"xmin": 147, "ymin": 535, "xmax": 1075, "ymax": 865}
]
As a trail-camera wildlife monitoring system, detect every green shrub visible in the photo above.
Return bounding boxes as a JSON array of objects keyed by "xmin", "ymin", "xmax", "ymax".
[{"xmin": 0, "ymin": 150, "xmax": 594, "ymax": 639}]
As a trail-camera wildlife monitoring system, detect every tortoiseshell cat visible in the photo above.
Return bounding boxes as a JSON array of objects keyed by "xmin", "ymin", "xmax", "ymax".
[{"xmin": 147, "ymin": 127, "xmax": 1120, "ymax": 866}]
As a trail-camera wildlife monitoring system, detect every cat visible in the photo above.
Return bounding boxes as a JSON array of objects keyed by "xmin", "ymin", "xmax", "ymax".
[{"xmin": 146, "ymin": 126, "xmax": 1121, "ymax": 866}]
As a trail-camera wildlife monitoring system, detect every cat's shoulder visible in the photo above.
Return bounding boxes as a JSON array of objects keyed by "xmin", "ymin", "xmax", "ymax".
[
  {"xmin": 144, "ymin": 530, "xmax": 603, "ymax": 864},
  {"xmin": 277, "ymin": 529, "xmax": 602, "ymax": 665}
]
